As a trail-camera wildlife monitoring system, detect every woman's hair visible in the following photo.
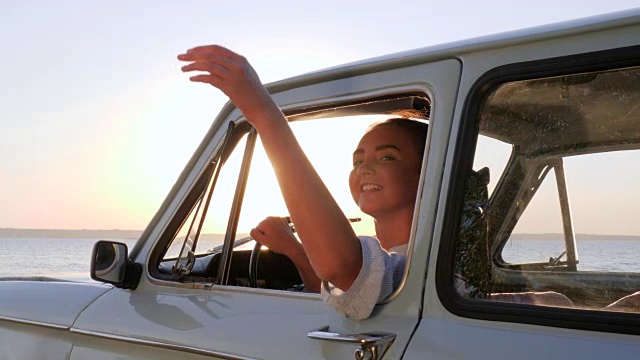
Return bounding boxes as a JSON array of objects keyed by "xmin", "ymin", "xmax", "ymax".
[{"xmin": 366, "ymin": 115, "xmax": 429, "ymax": 159}]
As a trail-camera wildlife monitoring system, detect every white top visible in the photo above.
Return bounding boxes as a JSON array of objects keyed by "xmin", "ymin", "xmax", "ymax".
[{"xmin": 320, "ymin": 236, "xmax": 407, "ymax": 320}]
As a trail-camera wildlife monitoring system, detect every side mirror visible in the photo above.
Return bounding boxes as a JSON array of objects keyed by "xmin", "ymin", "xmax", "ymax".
[{"xmin": 91, "ymin": 240, "xmax": 142, "ymax": 289}]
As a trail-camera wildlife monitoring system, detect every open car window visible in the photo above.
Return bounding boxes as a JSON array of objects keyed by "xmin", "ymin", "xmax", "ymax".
[
  {"xmin": 237, "ymin": 116, "xmax": 380, "ymax": 241},
  {"xmin": 151, "ymin": 94, "xmax": 430, "ymax": 294},
  {"xmin": 452, "ymin": 64, "xmax": 640, "ymax": 314}
]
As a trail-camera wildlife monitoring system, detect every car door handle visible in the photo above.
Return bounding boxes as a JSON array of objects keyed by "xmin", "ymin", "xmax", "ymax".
[{"xmin": 307, "ymin": 326, "xmax": 396, "ymax": 360}]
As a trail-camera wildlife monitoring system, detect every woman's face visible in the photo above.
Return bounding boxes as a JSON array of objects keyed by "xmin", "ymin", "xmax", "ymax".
[{"xmin": 349, "ymin": 125, "xmax": 423, "ymax": 218}]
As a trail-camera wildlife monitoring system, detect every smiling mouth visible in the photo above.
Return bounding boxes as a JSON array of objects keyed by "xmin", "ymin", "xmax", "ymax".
[{"xmin": 361, "ymin": 184, "xmax": 382, "ymax": 192}]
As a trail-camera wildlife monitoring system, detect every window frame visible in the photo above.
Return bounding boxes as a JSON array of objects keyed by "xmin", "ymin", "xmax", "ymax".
[
  {"xmin": 495, "ymin": 156, "xmax": 578, "ymax": 271},
  {"xmin": 148, "ymin": 121, "xmax": 252, "ymax": 282},
  {"xmin": 437, "ymin": 44, "xmax": 640, "ymax": 335},
  {"xmin": 148, "ymin": 92, "xmax": 431, "ymax": 294}
]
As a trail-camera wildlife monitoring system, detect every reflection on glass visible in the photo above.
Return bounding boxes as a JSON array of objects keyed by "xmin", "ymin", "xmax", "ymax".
[{"xmin": 93, "ymin": 241, "xmax": 127, "ymax": 283}]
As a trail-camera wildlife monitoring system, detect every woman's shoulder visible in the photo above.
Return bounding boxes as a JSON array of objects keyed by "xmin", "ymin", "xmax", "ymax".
[{"xmin": 357, "ymin": 236, "xmax": 408, "ymax": 256}]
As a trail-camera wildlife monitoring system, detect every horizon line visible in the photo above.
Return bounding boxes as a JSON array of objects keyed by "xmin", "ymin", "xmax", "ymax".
[
  {"xmin": 0, "ymin": 227, "xmax": 143, "ymax": 232},
  {"xmin": 1, "ymin": 228, "xmax": 639, "ymax": 237}
]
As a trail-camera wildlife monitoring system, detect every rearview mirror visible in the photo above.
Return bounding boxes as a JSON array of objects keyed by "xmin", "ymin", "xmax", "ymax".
[{"xmin": 91, "ymin": 240, "xmax": 141, "ymax": 289}]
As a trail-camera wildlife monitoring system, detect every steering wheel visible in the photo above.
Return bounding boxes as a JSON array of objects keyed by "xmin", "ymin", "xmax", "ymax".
[
  {"xmin": 248, "ymin": 240, "xmax": 262, "ymax": 288},
  {"xmin": 249, "ymin": 216, "xmax": 293, "ymax": 288},
  {"xmin": 248, "ymin": 217, "xmax": 360, "ymax": 289}
]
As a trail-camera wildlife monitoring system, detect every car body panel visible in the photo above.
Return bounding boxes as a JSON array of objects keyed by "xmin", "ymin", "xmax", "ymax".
[
  {"xmin": 413, "ymin": 9, "xmax": 640, "ymax": 360},
  {"xmin": 0, "ymin": 321, "xmax": 75, "ymax": 360},
  {"xmin": 3, "ymin": 8, "xmax": 640, "ymax": 360},
  {"xmin": 405, "ymin": 318, "xmax": 640, "ymax": 359},
  {"xmin": 0, "ymin": 279, "xmax": 111, "ymax": 360},
  {"xmin": 72, "ymin": 286, "xmax": 328, "ymax": 359},
  {"xmin": 0, "ymin": 279, "xmax": 111, "ymax": 327}
]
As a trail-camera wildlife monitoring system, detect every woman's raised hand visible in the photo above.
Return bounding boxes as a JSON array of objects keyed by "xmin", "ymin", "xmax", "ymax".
[{"xmin": 178, "ymin": 45, "xmax": 279, "ymax": 126}]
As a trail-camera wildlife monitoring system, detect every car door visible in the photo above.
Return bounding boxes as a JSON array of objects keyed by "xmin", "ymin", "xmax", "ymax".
[
  {"xmin": 69, "ymin": 58, "xmax": 461, "ymax": 359},
  {"xmin": 407, "ymin": 14, "xmax": 640, "ymax": 359}
]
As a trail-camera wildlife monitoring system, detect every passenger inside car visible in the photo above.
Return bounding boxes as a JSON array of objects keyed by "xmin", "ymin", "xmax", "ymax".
[
  {"xmin": 178, "ymin": 45, "xmax": 427, "ymax": 320},
  {"xmin": 247, "ymin": 116, "xmax": 427, "ymax": 297}
]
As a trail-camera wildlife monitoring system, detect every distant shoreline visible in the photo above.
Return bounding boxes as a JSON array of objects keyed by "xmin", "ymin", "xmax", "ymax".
[
  {"xmin": 505, "ymin": 233, "xmax": 640, "ymax": 241},
  {"xmin": 1, "ymin": 228, "xmax": 638, "ymax": 240},
  {"xmin": 0, "ymin": 228, "xmax": 143, "ymax": 239}
]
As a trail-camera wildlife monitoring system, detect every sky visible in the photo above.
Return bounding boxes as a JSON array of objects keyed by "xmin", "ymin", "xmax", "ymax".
[{"xmin": 1, "ymin": 1, "xmax": 638, "ymax": 231}]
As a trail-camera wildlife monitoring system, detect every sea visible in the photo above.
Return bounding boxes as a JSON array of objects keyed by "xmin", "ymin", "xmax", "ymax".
[
  {"xmin": 0, "ymin": 237, "xmax": 140, "ymax": 279},
  {"xmin": 0, "ymin": 235, "xmax": 639, "ymax": 279}
]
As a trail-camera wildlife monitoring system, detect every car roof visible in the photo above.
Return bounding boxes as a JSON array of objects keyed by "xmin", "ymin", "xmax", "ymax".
[
  {"xmin": 269, "ymin": 8, "xmax": 640, "ymax": 155},
  {"xmin": 267, "ymin": 8, "xmax": 640, "ymax": 93},
  {"xmin": 480, "ymin": 67, "xmax": 640, "ymax": 155}
]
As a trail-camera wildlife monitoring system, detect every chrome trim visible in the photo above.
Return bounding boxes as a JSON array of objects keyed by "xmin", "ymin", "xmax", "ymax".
[
  {"xmin": 148, "ymin": 277, "xmax": 323, "ymax": 300},
  {"xmin": 0, "ymin": 315, "xmax": 69, "ymax": 330},
  {"xmin": 307, "ymin": 326, "xmax": 396, "ymax": 360},
  {"xmin": 307, "ymin": 326, "xmax": 396, "ymax": 344},
  {"xmin": 70, "ymin": 328, "xmax": 255, "ymax": 360},
  {"xmin": 218, "ymin": 127, "xmax": 258, "ymax": 285},
  {"xmin": 198, "ymin": 284, "xmax": 322, "ymax": 300}
]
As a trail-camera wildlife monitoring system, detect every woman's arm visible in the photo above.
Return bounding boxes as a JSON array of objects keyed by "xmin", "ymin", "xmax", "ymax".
[{"xmin": 178, "ymin": 45, "xmax": 362, "ymax": 290}]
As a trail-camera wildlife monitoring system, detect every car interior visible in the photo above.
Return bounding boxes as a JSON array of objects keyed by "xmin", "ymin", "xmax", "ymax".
[
  {"xmin": 466, "ymin": 66, "xmax": 640, "ymax": 311},
  {"xmin": 152, "ymin": 94, "xmax": 431, "ymax": 291}
]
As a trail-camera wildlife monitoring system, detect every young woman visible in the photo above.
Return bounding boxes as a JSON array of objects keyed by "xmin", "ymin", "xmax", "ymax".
[{"xmin": 178, "ymin": 45, "xmax": 426, "ymax": 319}]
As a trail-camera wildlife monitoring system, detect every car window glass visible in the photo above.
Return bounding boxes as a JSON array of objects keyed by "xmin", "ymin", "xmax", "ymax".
[
  {"xmin": 163, "ymin": 134, "xmax": 248, "ymax": 260},
  {"xmin": 560, "ymin": 150, "xmax": 640, "ymax": 272},
  {"xmin": 473, "ymin": 135, "xmax": 511, "ymax": 196},
  {"xmin": 453, "ymin": 65, "xmax": 640, "ymax": 314},
  {"xmin": 501, "ymin": 168, "xmax": 565, "ymax": 264}
]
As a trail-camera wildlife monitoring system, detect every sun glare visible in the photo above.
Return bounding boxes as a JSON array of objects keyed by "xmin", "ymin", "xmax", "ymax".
[{"xmin": 196, "ymin": 115, "xmax": 392, "ymax": 237}]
